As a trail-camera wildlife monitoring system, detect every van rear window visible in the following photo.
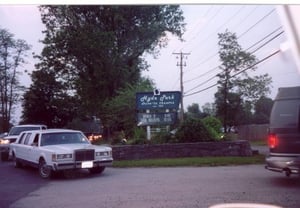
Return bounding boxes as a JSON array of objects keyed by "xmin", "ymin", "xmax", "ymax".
[{"xmin": 270, "ymin": 100, "xmax": 299, "ymax": 128}]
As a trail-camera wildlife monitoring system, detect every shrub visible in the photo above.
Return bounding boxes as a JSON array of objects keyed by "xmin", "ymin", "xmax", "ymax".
[
  {"xmin": 127, "ymin": 127, "xmax": 147, "ymax": 145},
  {"xmin": 151, "ymin": 131, "xmax": 175, "ymax": 144},
  {"xmin": 175, "ymin": 117, "xmax": 214, "ymax": 142},
  {"xmin": 202, "ymin": 116, "xmax": 222, "ymax": 133},
  {"xmin": 202, "ymin": 116, "xmax": 223, "ymax": 140},
  {"xmin": 110, "ymin": 131, "xmax": 126, "ymax": 145}
]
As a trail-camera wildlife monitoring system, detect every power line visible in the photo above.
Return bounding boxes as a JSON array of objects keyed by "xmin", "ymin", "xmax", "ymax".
[
  {"xmin": 187, "ymin": 5, "xmax": 246, "ymax": 52},
  {"xmin": 168, "ymin": 7, "xmax": 279, "ymax": 92},
  {"xmin": 184, "ymin": 48, "xmax": 281, "ymax": 97},
  {"xmin": 238, "ymin": 8, "xmax": 276, "ymax": 38},
  {"xmin": 245, "ymin": 26, "xmax": 282, "ymax": 52},
  {"xmin": 184, "ymin": 30, "xmax": 284, "ymax": 95},
  {"xmin": 174, "ymin": 5, "xmax": 223, "ymax": 53},
  {"xmin": 249, "ymin": 31, "xmax": 284, "ymax": 54},
  {"xmin": 184, "ymin": 28, "xmax": 284, "ymax": 87},
  {"xmin": 184, "ymin": 66, "xmax": 219, "ymax": 84},
  {"xmin": 185, "ymin": 73, "xmax": 218, "ymax": 94},
  {"xmin": 185, "ymin": 8, "xmax": 277, "ymax": 74},
  {"xmin": 231, "ymin": 5, "xmax": 259, "ymax": 29}
]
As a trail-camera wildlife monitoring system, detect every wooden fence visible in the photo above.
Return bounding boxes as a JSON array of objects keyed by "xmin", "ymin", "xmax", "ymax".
[{"xmin": 237, "ymin": 124, "xmax": 269, "ymax": 141}]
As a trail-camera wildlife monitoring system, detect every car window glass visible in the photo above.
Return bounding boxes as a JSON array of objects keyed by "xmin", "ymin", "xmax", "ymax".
[
  {"xmin": 24, "ymin": 133, "xmax": 32, "ymax": 145},
  {"xmin": 18, "ymin": 133, "xmax": 26, "ymax": 144},
  {"xmin": 33, "ymin": 134, "xmax": 39, "ymax": 146},
  {"xmin": 41, "ymin": 132, "xmax": 89, "ymax": 146},
  {"xmin": 271, "ymin": 100, "xmax": 299, "ymax": 127},
  {"xmin": 9, "ymin": 126, "xmax": 44, "ymax": 136}
]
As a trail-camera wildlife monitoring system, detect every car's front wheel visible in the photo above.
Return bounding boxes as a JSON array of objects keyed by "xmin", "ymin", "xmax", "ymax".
[
  {"xmin": 12, "ymin": 153, "xmax": 22, "ymax": 168},
  {"xmin": 89, "ymin": 166, "xmax": 105, "ymax": 174},
  {"xmin": 38, "ymin": 159, "xmax": 52, "ymax": 179}
]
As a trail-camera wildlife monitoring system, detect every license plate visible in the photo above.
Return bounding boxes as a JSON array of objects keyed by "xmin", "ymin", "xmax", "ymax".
[{"xmin": 81, "ymin": 161, "xmax": 93, "ymax": 168}]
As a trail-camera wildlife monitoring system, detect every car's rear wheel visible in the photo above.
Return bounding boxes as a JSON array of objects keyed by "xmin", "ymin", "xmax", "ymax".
[
  {"xmin": 38, "ymin": 159, "xmax": 52, "ymax": 179},
  {"xmin": 89, "ymin": 166, "xmax": 105, "ymax": 174}
]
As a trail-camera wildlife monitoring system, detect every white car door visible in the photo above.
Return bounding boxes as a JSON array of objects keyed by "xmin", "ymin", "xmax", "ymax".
[
  {"xmin": 22, "ymin": 133, "xmax": 34, "ymax": 162},
  {"xmin": 27, "ymin": 133, "xmax": 41, "ymax": 165}
]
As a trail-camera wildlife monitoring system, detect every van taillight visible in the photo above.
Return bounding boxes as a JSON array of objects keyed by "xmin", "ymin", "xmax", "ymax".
[{"xmin": 268, "ymin": 134, "xmax": 278, "ymax": 148}]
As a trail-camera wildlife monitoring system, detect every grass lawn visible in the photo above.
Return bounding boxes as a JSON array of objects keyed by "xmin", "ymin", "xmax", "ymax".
[{"xmin": 112, "ymin": 154, "xmax": 265, "ymax": 168}]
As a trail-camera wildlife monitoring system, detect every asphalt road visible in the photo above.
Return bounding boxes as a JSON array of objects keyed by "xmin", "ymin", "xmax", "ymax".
[{"xmin": 1, "ymin": 161, "xmax": 299, "ymax": 208}]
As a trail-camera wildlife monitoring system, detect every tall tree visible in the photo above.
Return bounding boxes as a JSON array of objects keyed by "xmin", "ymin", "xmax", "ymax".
[
  {"xmin": 35, "ymin": 5, "xmax": 185, "ymax": 118},
  {"xmin": 201, "ymin": 102, "xmax": 216, "ymax": 117},
  {"xmin": 253, "ymin": 96, "xmax": 273, "ymax": 124},
  {"xmin": 215, "ymin": 91, "xmax": 243, "ymax": 129},
  {"xmin": 215, "ymin": 30, "xmax": 272, "ymax": 131},
  {"xmin": 103, "ymin": 77, "xmax": 154, "ymax": 137},
  {"xmin": 21, "ymin": 69, "xmax": 77, "ymax": 128},
  {"xmin": 0, "ymin": 28, "xmax": 30, "ymax": 131},
  {"xmin": 186, "ymin": 103, "xmax": 206, "ymax": 119}
]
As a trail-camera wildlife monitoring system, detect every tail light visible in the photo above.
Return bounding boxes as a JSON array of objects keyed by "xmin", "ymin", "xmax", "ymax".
[{"xmin": 268, "ymin": 133, "xmax": 278, "ymax": 149}]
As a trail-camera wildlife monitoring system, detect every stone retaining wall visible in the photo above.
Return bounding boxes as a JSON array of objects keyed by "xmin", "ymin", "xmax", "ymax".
[{"xmin": 112, "ymin": 140, "xmax": 252, "ymax": 160}]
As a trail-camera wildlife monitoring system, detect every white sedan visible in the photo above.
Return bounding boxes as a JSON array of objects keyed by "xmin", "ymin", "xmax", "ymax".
[{"xmin": 10, "ymin": 129, "xmax": 113, "ymax": 179}]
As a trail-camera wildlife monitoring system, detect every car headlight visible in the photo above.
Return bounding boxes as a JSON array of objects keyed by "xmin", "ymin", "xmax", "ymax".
[
  {"xmin": 96, "ymin": 151, "xmax": 110, "ymax": 156},
  {"xmin": 52, "ymin": 154, "xmax": 73, "ymax": 161},
  {"xmin": 0, "ymin": 139, "xmax": 9, "ymax": 145}
]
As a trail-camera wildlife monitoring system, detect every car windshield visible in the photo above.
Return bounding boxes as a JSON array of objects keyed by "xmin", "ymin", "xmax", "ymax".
[
  {"xmin": 40, "ymin": 132, "xmax": 89, "ymax": 146},
  {"xmin": 9, "ymin": 126, "xmax": 41, "ymax": 136}
]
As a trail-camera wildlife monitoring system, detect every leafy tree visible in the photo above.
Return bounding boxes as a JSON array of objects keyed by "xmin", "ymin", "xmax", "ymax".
[
  {"xmin": 175, "ymin": 117, "xmax": 214, "ymax": 142},
  {"xmin": 202, "ymin": 116, "xmax": 222, "ymax": 133},
  {"xmin": 201, "ymin": 102, "xmax": 216, "ymax": 117},
  {"xmin": 215, "ymin": 30, "xmax": 272, "ymax": 131},
  {"xmin": 21, "ymin": 69, "xmax": 77, "ymax": 127},
  {"xmin": 215, "ymin": 90, "xmax": 243, "ymax": 129},
  {"xmin": 102, "ymin": 77, "xmax": 154, "ymax": 138},
  {"xmin": 35, "ymin": 5, "xmax": 185, "ymax": 118},
  {"xmin": 234, "ymin": 74, "xmax": 272, "ymax": 108},
  {"xmin": 186, "ymin": 103, "xmax": 206, "ymax": 119},
  {"xmin": 0, "ymin": 28, "xmax": 31, "ymax": 131},
  {"xmin": 236, "ymin": 100, "xmax": 253, "ymax": 125},
  {"xmin": 202, "ymin": 116, "xmax": 223, "ymax": 139},
  {"xmin": 253, "ymin": 96, "xmax": 273, "ymax": 124}
]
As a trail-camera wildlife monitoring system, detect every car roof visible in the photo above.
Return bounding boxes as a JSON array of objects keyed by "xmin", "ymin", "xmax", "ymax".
[
  {"xmin": 12, "ymin": 124, "xmax": 47, "ymax": 128},
  {"xmin": 20, "ymin": 129, "xmax": 82, "ymax": 134}
]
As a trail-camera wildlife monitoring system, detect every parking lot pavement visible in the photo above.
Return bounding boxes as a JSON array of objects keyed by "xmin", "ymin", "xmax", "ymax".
[{"xmin": 9, "ymin": 165, "xmax": 300, "ymax": 208}]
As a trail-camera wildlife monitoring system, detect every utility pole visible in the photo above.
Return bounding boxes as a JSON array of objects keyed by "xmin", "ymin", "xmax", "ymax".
[{"xmin": 173, "ymin": 51, "xmax": 190, "ymax": 124}]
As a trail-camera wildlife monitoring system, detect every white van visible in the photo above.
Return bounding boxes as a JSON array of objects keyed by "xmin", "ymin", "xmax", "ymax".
[{"xmin": 265, "ymin": 86, "xmax": 300, "ymax": 176}]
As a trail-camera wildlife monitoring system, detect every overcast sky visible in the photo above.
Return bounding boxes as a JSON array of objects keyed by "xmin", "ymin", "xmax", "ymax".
[{"xmin": 1, "ymin": 4, "xmax": 300, "ymax": 123}]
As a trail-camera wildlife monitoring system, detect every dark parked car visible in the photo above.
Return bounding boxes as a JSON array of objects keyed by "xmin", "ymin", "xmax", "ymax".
[{"xmin": 265, "ymin": 86, "xmax": 300, "ymax": 176}]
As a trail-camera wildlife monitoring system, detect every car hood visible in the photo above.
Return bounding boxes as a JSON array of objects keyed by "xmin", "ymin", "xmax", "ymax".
[
  {"xmin": 2, "ymin": 135, "xmax": 18, "ymax": 140},
  {"xmin": 41, "ymin": 144, "xmax": 111, "ymax": 153}
]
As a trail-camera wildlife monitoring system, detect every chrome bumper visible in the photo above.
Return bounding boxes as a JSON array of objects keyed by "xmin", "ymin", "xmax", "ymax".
[
  {"xmin": 52, "ymin": 158, "xmax": 113, "ymax": 171},
  {"xmin": 265, "ymin": 155, "xmax": 300, "ymax": 174}
]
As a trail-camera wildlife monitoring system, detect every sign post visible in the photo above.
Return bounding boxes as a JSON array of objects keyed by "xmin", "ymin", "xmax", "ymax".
[{"xmin": 146, "ymin": 109, "xmax": 151, "ymax": 141}]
